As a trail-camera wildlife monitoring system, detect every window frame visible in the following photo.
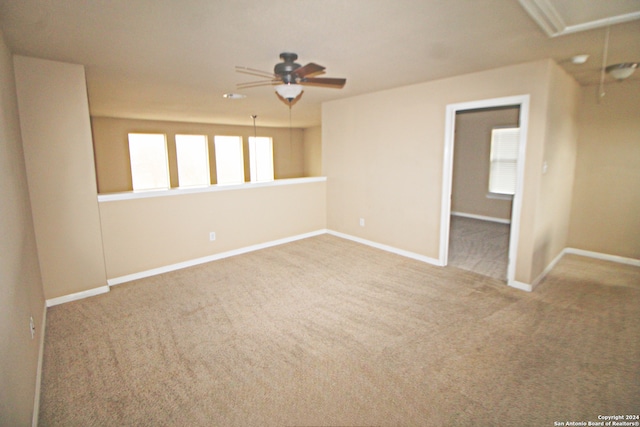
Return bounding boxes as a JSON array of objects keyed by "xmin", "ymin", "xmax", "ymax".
[
  {"xmin": 127, "ymin": 133, "xmax": 170, "ymax": 191},
  {"xmin": 213, "ymin": 135, "xmax": 245, "ymax": 185},
  {"xmin": 248, "ymin": 136, "xmax": 275, "ymax": 183},
  {"xmin": 175, "ymin": 134, "xmax": 211, "ymax": 188},
  {"xmin": 487, "ymin": 126, "xmax": 519, "ymax": 199}
]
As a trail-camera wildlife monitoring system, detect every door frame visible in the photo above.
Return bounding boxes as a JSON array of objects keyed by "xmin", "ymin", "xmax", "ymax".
[{"xmin": 439, "ymin": 95, "xmax": 530, "ymax": 288}]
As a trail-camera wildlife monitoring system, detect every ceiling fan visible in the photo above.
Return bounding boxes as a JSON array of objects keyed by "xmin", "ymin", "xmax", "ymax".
[{"xmin": 236, "ymin": 52, "xmax": 346, "ymax": 104}]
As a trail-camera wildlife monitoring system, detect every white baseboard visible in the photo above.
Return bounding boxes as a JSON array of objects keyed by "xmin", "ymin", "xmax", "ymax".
[
  {"xmin": 451, "ymin": 211, "xmax": 511, "ymax": 224},
  {"xmin": 326, "ymin": 230, "xmax": 442, "ymax": 266},
  {"xmin": 508, "ymin": 280, "xmax": 532, "ymax": 292},
  {"xmin": 529, "ymin": 249, "xmax": 567, "ymax": 291},
  {"xmin": 564, "ymin": 248, "xmax": 640, "ymax": 267},
  {"xmin": 108, "ymin": 229, "xmax": 328, "ymax": 287},
  {"xmin": 45, "ymin": 285, "xmax": 110, "ymax": 307},
  {"xmin": 47, "ymin": 235, "xmax": 640, "ymax": 307},
  {"xmin": 511, "ymin": 248, "xmax": 639, "ymax": 293},
  {"xmin": 32, "ymin": 303, "xmax": 47, "ymax": 427}
]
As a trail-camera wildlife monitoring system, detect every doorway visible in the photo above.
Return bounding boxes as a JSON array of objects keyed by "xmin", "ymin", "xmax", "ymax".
[
  {"xmin": 448, "ymin": 106, "xmax": 519, "ymax": 281},
  {"xmin": 439, "ymin": 95, "xmax": 530, "ymax": 288}
]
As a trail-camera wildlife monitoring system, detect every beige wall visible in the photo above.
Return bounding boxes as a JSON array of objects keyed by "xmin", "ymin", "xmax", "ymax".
[
  {"xmin": 303, "ymin": 125, "xmax": 322, "ymax": 177},
  {"xmin": 569, "ymin": 80, "xmax": 640, "ymax": 259},
  {"xmin": 14, "ymin": 56, "xmax": 107, "ymax": 300},
  {"xmin": 530, "ymin": 64, "xmax": 581, "ymax": 276},
  {"xmin": 452, "ymin": 107, "xmax": 519, "ymax": 220},
  {"xmin": 10, "ymin": 56, "xmax": 327, "ymax": 302},
  {"xmin": 99, "ymin": 181, "xmax": 327, "ymax": 278},
  {"xmin": 0, "ymin": 36, "xmax": 45, "ymax": 426},
  {"xmin": 91, "ymin": 116, "xmax": 306, "ymax": 193},
  {"xmin": 2, "ymin": 46, "xmax": 622, "ymax": 427},
  {"xmin": 323, "ymin": 60, "xmax": 565, "ymax": 285}
]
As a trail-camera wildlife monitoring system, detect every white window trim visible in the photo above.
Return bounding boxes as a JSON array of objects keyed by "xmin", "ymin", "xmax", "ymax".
[
  {"xmin": 128, "ymin": 133, "xmax": 170, "ymax": 191},
  {"xmin": 486, "ymin": 192, "xmax": 514, "ymax": 201},
  {"xmin": 488, "ymin": 126, "xmax": 519, "ymax": 197},
  {"xmin": 248, "ymin": 136, "xmax": 274, "ymax": 183},
  {"xmin": 175, "ymin": 134, "xmax": 211, "ymax": 188},
  {"xmin": 214, "ymin": 135, "xmax": 245, "ymax": 185}
]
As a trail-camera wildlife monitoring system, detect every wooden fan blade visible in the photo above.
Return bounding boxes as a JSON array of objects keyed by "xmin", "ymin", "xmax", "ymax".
[
  {"xmin": 291, "ymin": 62, "xmax": 325, "ymax": 79},
  {"xmin": 300, "ymin": 77, "xmax": 346, "ymax": 88},
  {"xmin": 235, "ymin": 66, "xmax": 276, "ymax": 79},
  {"xmin": 237, "ymin": 79, "xmax": 279, "ymax": 89}
]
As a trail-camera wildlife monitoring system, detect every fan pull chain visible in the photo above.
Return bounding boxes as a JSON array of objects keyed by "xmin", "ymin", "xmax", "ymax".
[
  {"xmin": 250, "ymin": 114, "xmax": 258, "ymax": 178},
  {"xmin": 289, "ymin": 104, "xmax": 293, "ymax": 161},
  {"xmin": 598, "ymin": 24, "xmax": 611, "ymax": 102}
]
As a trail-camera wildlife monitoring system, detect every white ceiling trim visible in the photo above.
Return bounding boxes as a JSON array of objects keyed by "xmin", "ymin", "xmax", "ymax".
[{"xmin": 518, "ymin": 0, "xmax": 640, "ymax": 37}]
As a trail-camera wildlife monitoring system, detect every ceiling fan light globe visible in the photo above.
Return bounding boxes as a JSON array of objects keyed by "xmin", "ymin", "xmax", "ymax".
[
  {"xmin": 275, "ymin": 84, "xmax": 303, "ymax": 100},
  {"xmin": 605, "ymin": 63, "xmax": 638, "ymax": 80}
]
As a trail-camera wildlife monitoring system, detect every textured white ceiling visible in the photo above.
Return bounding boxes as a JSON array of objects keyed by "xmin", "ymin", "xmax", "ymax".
[{"xmin": 1, "ymin": 0, "xmax": 638, "ymax": 127}]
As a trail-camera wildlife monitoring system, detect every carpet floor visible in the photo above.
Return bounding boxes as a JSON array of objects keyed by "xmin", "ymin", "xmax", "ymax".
[
  {"xmin": 38, "ymin": 234, "xmax": 640, "ymax": 426},
  {"xmin": 448, "ymin": 215, "xmax": 510, "ymax": 281}
]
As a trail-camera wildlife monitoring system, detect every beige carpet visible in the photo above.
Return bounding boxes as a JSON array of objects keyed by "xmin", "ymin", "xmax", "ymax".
[
  {"xmin": 448, "ymin": 215, "xmax": 510, "ymax": 281},
  {"xmin": 39, "ymin": 234, "xmax": 640, "ymax": 426}
]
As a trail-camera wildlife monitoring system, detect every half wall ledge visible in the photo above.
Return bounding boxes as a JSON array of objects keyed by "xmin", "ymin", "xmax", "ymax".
[{"xmin": 97, "ymin": 177, "xmax": 327, "ymax": 202}]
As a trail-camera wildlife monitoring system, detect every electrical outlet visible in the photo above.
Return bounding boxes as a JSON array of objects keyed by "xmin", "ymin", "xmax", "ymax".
[
  {"xmin": 29, "ymin": 316, "xmax": 35, "ymax": 339},
  {"xmin": 359, "ymin": 218, "xmax": 365, "ymax": 227},
  {"xmin": 209, "ymin": 232, "xmax": 216, "ymax": 241}
]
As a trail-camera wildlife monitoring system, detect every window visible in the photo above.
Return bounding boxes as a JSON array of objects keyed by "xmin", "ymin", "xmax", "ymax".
[
  {"xmin": 176, "ymin": 134, "xmax": 210, "ymax": 187},
  {"xmin": 214, "ymin": 136, "xmax": 245, "ymax": 185},
  {"xmin": 128, "ymin": 133, "xmax": 170, "ymax": 191},
  {"xmin": 248, "ymin": 137, "xmax": 274, "ymax": 183},
  {"xmin": 488, "ymin": 127, "xmax": 519, "ymax": 196}
]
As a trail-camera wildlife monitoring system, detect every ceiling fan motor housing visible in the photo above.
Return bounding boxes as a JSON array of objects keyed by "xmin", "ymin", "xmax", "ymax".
[{"xmin": 275, "ymin": 52, "xmax": 301, "ymax": 83}]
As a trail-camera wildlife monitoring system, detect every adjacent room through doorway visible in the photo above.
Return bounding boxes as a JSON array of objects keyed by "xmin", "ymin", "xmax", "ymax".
[{"xmin": 448, "ymin": 105, "xmax": 520, "ymax": 280}]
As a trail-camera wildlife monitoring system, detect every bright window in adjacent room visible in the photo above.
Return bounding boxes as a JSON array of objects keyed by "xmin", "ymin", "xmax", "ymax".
[
  {"xmin": 248, "ymin": 136, "xmax": 274, "ymax": 183},
  {"xmin": 128, "ymin": 133, "xmax": 170, "ymax": 191},
  {"xmin": 488, "ymin": 127, "xmax": 519, "ymax": 196},
  {"xmin": 176, "ymin": 134, "xmax": 210, "ymax": 187},
  {"xmin": 214, "ymin": 135, "xmax": 245, "ymax": 185}
]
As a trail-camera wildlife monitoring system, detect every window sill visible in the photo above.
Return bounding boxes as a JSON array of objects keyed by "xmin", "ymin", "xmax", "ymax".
[
  {"xmin": 486, "ymin": 192, "xmax": 514, "ymax": 201},
  {"xmin": 98, "ymin": 177, "xmax": 327, "ymax": 202}
]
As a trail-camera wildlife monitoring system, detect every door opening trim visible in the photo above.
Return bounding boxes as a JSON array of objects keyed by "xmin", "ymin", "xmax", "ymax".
[{"xmin": 439, "ymin": 95, "xmax": 530, "ymax": 287}]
